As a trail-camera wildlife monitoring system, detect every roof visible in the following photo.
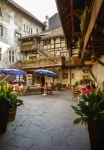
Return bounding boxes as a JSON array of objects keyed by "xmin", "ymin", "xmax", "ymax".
[
  {"xmin": 2, "ymin": 0, "xmax": 45, "ymax": 28},
  {"xmin": 40, "ymin": 27, "xmax": 64, "ymax": 39},
  {"xmin": 55, "ymin": 0, "xmax": 85, "ymax": 49},
  {"xmin": 49, "ymin": 13, "xmax": 61, "ymax": 30},
  {"xmin": 40, "ymin": 13, "xmax": 64, "ymax": 39}
]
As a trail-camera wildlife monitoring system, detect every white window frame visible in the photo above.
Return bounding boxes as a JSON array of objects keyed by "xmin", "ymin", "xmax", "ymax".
[
  {"xmin": 0, "ymin": 25, "xmax": 3, "ymax": 36},
  {"xmin": 9, "ymin": 50, "xmax": 15, "ymax": 63},
  {"xmin": 0, "ymin": 48, "xmax": 2, "ymax": 61}
]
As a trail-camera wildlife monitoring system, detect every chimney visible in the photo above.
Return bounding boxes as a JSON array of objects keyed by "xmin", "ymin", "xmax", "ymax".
[{"xmin": 45, "ymin": 15, "xmax": 49, "ymax": 30}]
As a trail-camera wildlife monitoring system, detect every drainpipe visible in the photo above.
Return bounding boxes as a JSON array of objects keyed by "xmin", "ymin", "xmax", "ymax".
[
  {"xmin": 69, "ymin": 68, "xmax": 71, "ymax": 89},
  {"xmin": 54, "ymin": 37, "xmax": 56, "ymax": 56}
]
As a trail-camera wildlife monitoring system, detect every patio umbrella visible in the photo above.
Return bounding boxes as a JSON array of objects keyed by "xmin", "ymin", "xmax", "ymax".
[
  {"xmin": 0, "ymin": 69, "xmax": 27, "ymax": 84},
  {"xmin": 0, "ymin": 69, "xmax": 27, "ymax": 76},
  {"xmin": 34, "ymin": 69, "xmax": 57, "ymax": 95},
  {"xmin": 34, "ymin": 69, "xmax": 57, "ymax": 78}
]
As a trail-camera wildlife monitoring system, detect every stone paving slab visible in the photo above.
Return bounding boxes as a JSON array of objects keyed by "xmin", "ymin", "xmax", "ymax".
[{"xmin": 0, "ymin": 91, "xmax": 90, "ymax": 150}]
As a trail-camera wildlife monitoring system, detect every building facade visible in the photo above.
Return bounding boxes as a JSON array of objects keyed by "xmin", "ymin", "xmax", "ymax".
[
  {"xmin": 20, "ymin": 13, "xmax": 90, "ymax": 87},
  {"xmin": 0, "ymin": 0, "xmax": 45, "ymax": 68},
  {"xmin": 0, "ymin": 0, "xmax": 91, "ymax": 87}
]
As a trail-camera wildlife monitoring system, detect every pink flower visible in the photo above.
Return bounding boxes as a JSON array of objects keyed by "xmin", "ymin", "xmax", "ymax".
[{"xmin": 83, "ymin": 88, "xmax": 92, "ymax": 95}]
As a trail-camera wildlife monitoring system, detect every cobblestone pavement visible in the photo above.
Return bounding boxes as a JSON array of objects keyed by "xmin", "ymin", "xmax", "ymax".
[{"xmin": 0, "ymin": 91, "xmax": 90, "ymax": 150}]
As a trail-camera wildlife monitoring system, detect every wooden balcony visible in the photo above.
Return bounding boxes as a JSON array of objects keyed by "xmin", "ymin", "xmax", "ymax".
[
  {"xmin": 65, "ymin": 57, "xmax": 81, "ymax": 67},
  {"xmin": 21, "ymin": 57, "xmax": 65, "ymax": 69},
  {"xmin": 20, "ymin": 42, "xmax": 40, "ymax": 52}
]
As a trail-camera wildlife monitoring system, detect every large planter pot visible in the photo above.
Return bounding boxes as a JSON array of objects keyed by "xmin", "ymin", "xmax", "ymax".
[
  {"xmin": 0, "ymin": 111, "xmax": 9, "ymax": 134},
  {"xmin": 88, "ymin": 120, "xmax": 104, "ymax": 150},
  {"xmin": 8, "ymin": 106, "xmax": 17, "ymax": 122}
]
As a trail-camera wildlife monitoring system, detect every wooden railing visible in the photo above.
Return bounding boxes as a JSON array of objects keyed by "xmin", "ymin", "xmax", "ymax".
[{"xmin": 22, "ymin": 57, "xmax": 65, "ymax": 69}]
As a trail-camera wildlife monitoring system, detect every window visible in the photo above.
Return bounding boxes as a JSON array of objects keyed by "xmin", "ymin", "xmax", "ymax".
[
  {"xmin": 71, "ymin": 73, "xmax": 75, "ymax": 79},
  {"xmin": 63, "ymin": 73, "xmax": 68, "ymax": 79},
  {"xmin": 23, "ymin": 24, "xmax": 25, "ymax": 31},
  {"xmin": 0, "ymin": 25, "xmax": 3, "ymax": 36},
  {"xmin": 0, "ymin": 7, "xmax": 2, "ymax": 16},
  {"xmin": 83, "ymin": 75, "xmax": 89, "ymax": 80},
  {"xmin": 60, "ymin": 37, "xmax": 65, "ymax": 43},
  {"xmin": 43, "ymin": 40, "xmax": 50, "ymax": 46},
  {"xmin": 36, "ymin": 28, "xmax": 38, "ymax": 34},
  {"xmin": 30, "ymin": 28, "xmax": 32, "ymax": 34},
  {"xmin": 9, "ymin": 50, "xmax": 14, "ymax": 63},
  {"xmin": 15, "ymin": 32, "xmax": 21, "ymax": 38},
  {"xmin": 23, "ymin": 24, "xmax": 32, "ymax": 34},
  {"xmin": 0, "ymin": 48, "xmax": 2, "ymax": 61}
]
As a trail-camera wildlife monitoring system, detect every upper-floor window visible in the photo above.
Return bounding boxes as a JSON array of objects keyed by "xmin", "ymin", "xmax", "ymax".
[
  {"xmin": 15, "ymin": 32, "xmax": 21, "ymax": 39},
  {"xmin": 0, "ymin": 48, "xmax": 2, "ymax": 61},
  {"xmin": 43, "ymin": 39, "xmax": 51, "ymax": 46},
  {"xmin": 63, "ymin": 73, "xmax": 68, "ymax": 79},
  {"xmin": 9, "ymin": 50, "xmax": 14, "ymax": 63},
  {"xmin": 0, "ymin": 25, "xmax": 3, "ymax": 36},
  {"xmin": 71, "ymin": 73, "xmax": 75, "ymax": 79},
  {"xmin": 30, "ymin": 28, "xmax": 32, "ymax": 34},
  {"xmin": 60, "ymin": 37, "xmax": 65, "ymax": 43},
  {"xmin": 23, "ymin": 24, "xmax": 32, "ymax": 34},
  {"xmin": 36, "ymin": 28, "xmax": 38, "ymax": 34},
  {"xmin": 0, "ymin": 7, "xmax": 2, "ymax": 16}
]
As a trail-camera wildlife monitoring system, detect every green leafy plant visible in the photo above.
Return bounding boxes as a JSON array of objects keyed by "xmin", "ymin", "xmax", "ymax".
[
  {"xmin": 80, "ymin": 7, "xmax": 91, "ymax": 34},
  {"xmin": 22, "ymin": 57, "xmax": 61, "ymax": 64},
  {"xmin": 75, "ymin": 81, "xmax": 79, "ymax": 87},
  {"xmin": 72, "ymin": 88, "xmax": 104, "ymax": 124},
  {"xmin": 0, "ymin": 81, "xmax": 23, "ymax": 112}
]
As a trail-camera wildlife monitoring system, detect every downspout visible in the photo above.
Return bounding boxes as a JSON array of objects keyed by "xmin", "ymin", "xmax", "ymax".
[{"xmin": 69, "ymin": 67, "xmax": 71, "ymax": 89}]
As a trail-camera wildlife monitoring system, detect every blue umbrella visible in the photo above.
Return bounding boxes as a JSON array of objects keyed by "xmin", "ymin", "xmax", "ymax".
[
  {"xmin": 0, "ymin": 69, "xmax": 27, "ymax": 76},
  {"xmin": 34, "ymin": 69, "xmax": 57, "ymax": 95},
  {"xmin": 34, "ymin": 69, "xmax": 57, "ymax": 78}
]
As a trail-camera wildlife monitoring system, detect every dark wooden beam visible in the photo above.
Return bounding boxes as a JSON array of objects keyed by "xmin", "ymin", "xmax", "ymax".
[
  {"xmin": 74, "ymin": 12, "xmax": 81, "ymax": 20},
  {"xmin": 70, "ymin": 0, "xmax": 74, "ymax": 40},
  {"xmin": 75, "ymin": 32, "xmax": 82, "ymax": 38},
  {"xmin": 81, "ymin": 0, "xmax": 103, "ymax": 60}
]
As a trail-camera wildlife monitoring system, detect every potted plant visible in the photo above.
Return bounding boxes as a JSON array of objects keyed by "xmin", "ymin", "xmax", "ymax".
[
  {"xmin": 72, "ymin": 88, "xmax": 104, "ymax": 150},
  {"xmin": 8, "ymin": 91, "xmax": 23, "ymax": 122},
  {"xmin": 0, "ymin": 81, "xmax": 23, "ymax": 133}
]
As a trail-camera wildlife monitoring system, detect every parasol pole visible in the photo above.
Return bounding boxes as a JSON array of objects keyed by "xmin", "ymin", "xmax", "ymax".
[{"xmin": 42, "ymin": 74, "xmax": 47, "ymax": 95}]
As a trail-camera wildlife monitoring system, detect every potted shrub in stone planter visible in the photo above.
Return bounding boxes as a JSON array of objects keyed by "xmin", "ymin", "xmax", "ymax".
[
  {"xmin": 8, "ymin": 92, "xmax": 23, "ymax": 122},
  {"xmin": 0, "ymin": 81, "xmax": 23, "ymax": 133},
  {"xmin": 72, "ymin": 88, "xmax": 104, "ymax": 150}
]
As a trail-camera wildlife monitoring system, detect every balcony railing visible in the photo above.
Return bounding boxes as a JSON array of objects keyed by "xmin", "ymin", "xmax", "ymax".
[{"xmin": 21, "ymin": 57, "xmax": 65, "ymax": 69}]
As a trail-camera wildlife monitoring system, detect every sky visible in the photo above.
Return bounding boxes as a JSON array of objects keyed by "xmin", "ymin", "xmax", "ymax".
[{"xmin": 13, "ymin": 0, "xmax": 58, "ymax": 23}]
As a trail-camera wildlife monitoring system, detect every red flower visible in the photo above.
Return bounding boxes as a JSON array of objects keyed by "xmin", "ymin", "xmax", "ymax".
[{"xmin": 83, "ymin": 88, "xmax": 93, "ymax": 95}]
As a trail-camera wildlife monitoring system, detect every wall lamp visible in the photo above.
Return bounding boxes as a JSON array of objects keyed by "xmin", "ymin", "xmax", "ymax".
[{"xmin": 91, "ymin": 55, "xmax": 104, "ymax": 67}]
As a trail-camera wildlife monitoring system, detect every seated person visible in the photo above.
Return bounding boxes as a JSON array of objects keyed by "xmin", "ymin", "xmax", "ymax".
[{"xmin": 47, "ymin": 82, "xmax": 53, "ymax": 95}]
